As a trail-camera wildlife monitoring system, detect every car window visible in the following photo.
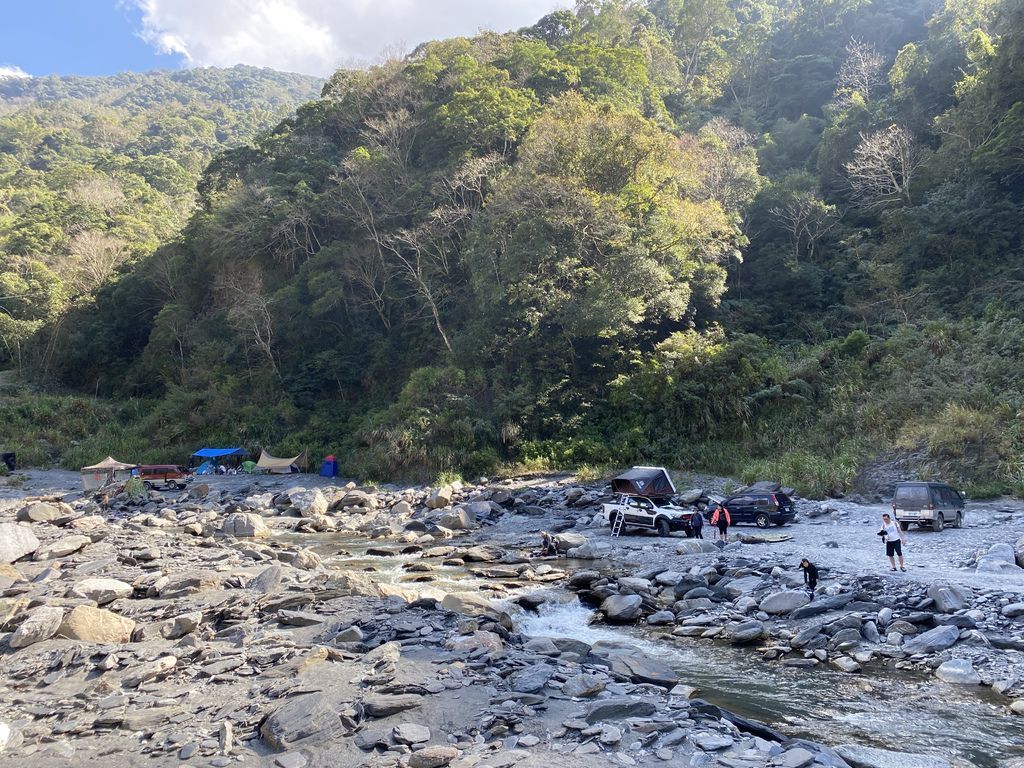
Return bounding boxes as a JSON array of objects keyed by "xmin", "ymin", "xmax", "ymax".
[{"xmin": 895, "ymin": 485, "xmax": 929, "ymax": 501}]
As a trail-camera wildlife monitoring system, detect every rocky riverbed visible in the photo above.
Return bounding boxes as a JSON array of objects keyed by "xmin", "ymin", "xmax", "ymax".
[{"xmin": 1, "ymin": 470, "xmax": 1023, "ymax": 768}]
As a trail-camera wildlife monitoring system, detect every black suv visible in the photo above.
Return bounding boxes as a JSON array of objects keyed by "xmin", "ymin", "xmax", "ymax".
[{"xmin": 718, "ymin": 492, "xmax": 796, "ymax": 528}]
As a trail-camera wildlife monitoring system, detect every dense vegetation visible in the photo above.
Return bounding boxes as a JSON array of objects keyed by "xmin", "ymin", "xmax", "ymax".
[{"xmin": 3, "ymin": 1, "xmax": 1024, "ymax": 497}]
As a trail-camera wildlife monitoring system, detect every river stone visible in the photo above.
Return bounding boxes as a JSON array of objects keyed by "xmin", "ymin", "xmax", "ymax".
[
  {"xmin": 509, "ymin": 665, "xmax": 554, "ymax": 693},
  {"xmin": 16, "ymin": 502, "xmax": 62, "ymax": 523},
  {"xmin": 935, "ymin": 658, "xmax": 981, "ymax": 684},
  {"xmin": 836, "ymin": 744, "xmax": 951, "ymax": 768},
  {"xmin": 0, "ymin": 524, "xmax": 40, "ymax": 563},
  {"xmin": 1016, "ymin": 534, "xmax": 1024, "ymax": 568},
  {"xmin": 222, "ymin": 512, "xmax": 271, "ymax": 538},
  {"xmin": 441, "ymin": 593, "xmax": 501, "ymax": 620},
  {"xmin": 759, "ymin": 590, "xmax": 811, "ymax": 615},
  {"xmin": 9, "ymin": 606, "xmax": 64, "ymax": 648},
  {"xmin": 790, "ymin": 592, "xmax": 855, "ymax": 619},
  {"xmin": 722, "ymin": 576, "xmax": 762, "ymax": 597},
  {"xmin": 730, "ymin": 620, "xmax": 764, "ymax": 644},
  {"xmin": 438, "ymin": 508, "xmax": 475, "ymax": 531},
  {"xmin": 695, "ymin": 734, "xmax": 733, "ymax": 750},
  {"xmin": 562, "ymin": 674, "xmax": 607, "ymax": 699},
  {"xmin": 33, "ymin": 535, "xmax": 91, "ymax": 560},
  {"xmin": 393, "ymin": 723, "xmax": 431, "ymax": 745},
  {"xmin": 977, "ymin": 543, "xmax": 1020, "ymax": 573},
  {"xmin": 608, "ymin": 653, "xmax": 679, "ymax": 688},
  {"xmin": 461, "ymin": 545, "xmax": 503, "ymax": 562},
  {"xmin": 57, "ymin": 605, "xmax": 135, "ymax": 643},
  {"xmin": 123, "ymin": 655, "xmax": 176, "ymax": 688},
  {"xmin": 1001, "ymin": 603, "xmax": 1024, "ymax": 618},
  {"xmin": 780, "ymin": 747, "xmax": 817, "ymax": 768},
  {"xmin": 553, "ymin": 532, "xmax": 587, "ymax": 551},
  {"xmin": 584, "ymin": 697, "xmax": 657, "ymax": 724},
  {"xmin": 902, "ymin": 624, "xmax": 960, "ymax": 655},
  {"xmin": 426, "ymin": 486, "xmax": 453, "ymax": 509},
  {"xmin": 647, "ymin": 610, "xmax": 675, "ymax": 625},
  {"xmin": 601, "ymin": 594, "xmax": 643, "ymax": 623},
  {"xmin": 618, "ymin": 577, "xmax": 652, "ymax": 592},
  {"xmin": 409, "ymin": 746, "xmax": 459, "ymax": 768},
  {"xmin": 363, "ymin": 694, "xmax": 422, "ymax": 718},
  {"xmin": 68, "ymin": 578, "xmax": 133, "ymax": 605},
  {"xmin": 927, "ymin": 582, "xmax": 970, "ymax": 613},
  {"xmin": 261, "ymin": 692, "xmax": 347, "ymax": 749},
  {"xmin": 566, "ymin": 541, "xmax": 613, "ymax": 559},
  {"xmin": 831, "ymin": 656, "xmax": 861, "ymax": 673}
]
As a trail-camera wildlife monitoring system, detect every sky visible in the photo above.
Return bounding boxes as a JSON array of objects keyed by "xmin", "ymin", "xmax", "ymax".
[{"xmin": 0, "ymin": 0, "xmax": 565, "ymax": 79}]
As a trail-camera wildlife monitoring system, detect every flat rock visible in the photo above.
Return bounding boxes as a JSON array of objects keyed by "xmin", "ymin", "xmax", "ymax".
[
  {"xmin": 363, "ymin": 694, "xmax": 423, "ymax": 718},
  {"xmin": 123, "ymin": 655, "xmax": 176, "ymax": 688},
  {"xmin": 509, "ymin": 665, "xmax": 554, "ymax": 693},
  {"xmin": 0, "ymin": 524, "xmax": 40, "ymax": 563},
  {"xmin": 222, "ymin": 512, "xmax": 271, "ymax": 538},
  {"xmin": 68, "ymin": 578, "xmax": 133, "ymax": 605},
  {"xmin": 608, "ymin": 653, "xmax": 679, "ymax": 688},
  {"xmin": 584, "ymin": 697, "xmax": 657, "ymax": 724},
  {"xmin": 393, "ymin": 723, "xmax": 431, "ymax": 745},
  {"xmin": 33, "ymin": 535, "xmax": 91, "ymax": 560},
  {"xmin": 57, "ymin": 605, "xmax": 135, "ymax": 643},
  {"xmin": 759, "ymin": 590, "xmax": 811, "ymax": 615},
  {"xmin": 261, "ymin": 692, "xmax": 347, "ymax": 749},
  {"xmin": 17, "ymin": 502, "xmax": 62, "ymax": 523},
  {"xmin": 902, "ymin": 624, "xmax": 960, "ymax": 655},
  {"xmin": 562, "ymin": 673, "xmax": 607, "ymax": 699},
  {"xmin": 730, "ymin": 620, "xmax": 764, "ymax": 644},
  {"xmin": 927, "ymin": 582, "xmax": 969, "ymax": 613},
  {"xmin": 9, "ymin": 606, "xmax": 64, "ymax": 649},
  {"xmin": 935, "ymin": 658, "xmax": 981, "ymax": 685},
  {"xmin": 409, "ymin": 746, "xmax": 459, "ymax": 768},
  {"xmin": 836, "ymin": 744, "xmax": 951, "ymax": 768}
]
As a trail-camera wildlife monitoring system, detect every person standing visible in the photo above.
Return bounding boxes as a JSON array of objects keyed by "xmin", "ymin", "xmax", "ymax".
[
  {"xmin": 878, "ymin": 513, "xmax": 907, "ymax": 572},
  {"xmin": 711, "ymin": 504, "xmax": 731, "ymax": 543},
  {"xmin": 800, "ymin": 559, "xmax": 818, "ymax": 598},
  {"xmin": 691, "ymin": 509, "xmax": 704, "ymax": 539}
]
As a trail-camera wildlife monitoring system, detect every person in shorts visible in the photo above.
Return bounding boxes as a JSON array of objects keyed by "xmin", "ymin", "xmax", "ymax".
[{"xmin": 878, "ymin": 513, "xmax": 907, "ymax": 572}]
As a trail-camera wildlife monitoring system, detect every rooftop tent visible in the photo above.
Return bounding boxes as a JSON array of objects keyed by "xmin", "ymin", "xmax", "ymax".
[
  {"xmin": 80, "ymin": 456, "xmax": 137, "ymax": 491},
  {"xmin": 192, "ymin": 447, "xmax": 246, "ymax": 459},
  {"xmin": 611, "ymin": 466, "xmax": 676, "ymax": 499},
  {"xmin": 256, "ymin": 450, "xmax": 307, "ymax": 474}
]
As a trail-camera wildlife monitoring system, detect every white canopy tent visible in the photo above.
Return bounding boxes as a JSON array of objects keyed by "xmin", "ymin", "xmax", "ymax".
[{"xmin": 80, "ymin": 457, "xmax": 137, "ymax": 491}]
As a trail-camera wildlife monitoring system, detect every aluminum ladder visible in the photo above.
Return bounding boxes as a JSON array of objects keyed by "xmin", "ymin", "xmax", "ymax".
[{"xmin": 610, "ymin": 514, "xmax": 625, "ymax": 538}]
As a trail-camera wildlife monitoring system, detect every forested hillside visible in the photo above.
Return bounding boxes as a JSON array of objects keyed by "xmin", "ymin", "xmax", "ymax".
[
  {"xmin": 5, "ymin": 1, "xmax": 1024, "ymax": 496},
  {"xmin": 0, "ymin": 66, "xmax": 323, "ymax": 370}
]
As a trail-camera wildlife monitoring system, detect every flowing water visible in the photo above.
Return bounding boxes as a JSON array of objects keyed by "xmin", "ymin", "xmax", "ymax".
[{"xmin": 300, "ymin": 537, "xmax": 1023, "ymax": 768}]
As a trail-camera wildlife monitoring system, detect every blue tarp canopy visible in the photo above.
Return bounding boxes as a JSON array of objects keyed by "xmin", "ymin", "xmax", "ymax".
[{"xmin": 192, "ymin": 447, "xmax": 246, "ymax": 459}]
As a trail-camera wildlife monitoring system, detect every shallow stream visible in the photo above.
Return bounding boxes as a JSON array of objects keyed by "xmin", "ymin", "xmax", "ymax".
[{"xmin": 303, "ymin": 535, "xmax": 1024, "ymax": 768}]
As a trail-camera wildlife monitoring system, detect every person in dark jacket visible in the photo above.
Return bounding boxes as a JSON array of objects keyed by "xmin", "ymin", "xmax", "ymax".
[
  {"xmin": 800, "ymin": 559, "xmax": 818, "ymax": 597},
  {"xmin": 691, "ymin": 510, "xmax": 704, "ymax": 538}
]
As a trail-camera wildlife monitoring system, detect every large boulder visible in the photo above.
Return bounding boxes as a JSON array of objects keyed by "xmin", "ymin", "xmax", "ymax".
[
  {"xmin": 567, "ymin": 540, "xmax": 613, "ymax": 559},
  {"xmin": 291, "ymin": 489, "xmax": 329, "ymax": 518},
  {"xmin": 601, "ymin": 594, "xmax": 643, "ymax": 623},
  {"xmin": 1015, "ymin": 534, "xmax": 1024, "ymax": 569},
  {"xmin": 438, "ymin": 507, "xmax": 476, "ymax": 531},
  {"xmin": 935, "ymin": 658, "xmax": 981, "ymax": 685},
  {"xmin": 56, "ymin": 605, "xmax": 135, "ymax": 643},
  {"xmin": 927, "ymin": 582, "xmax": 970, "ymax": 613},
  {"xmin": 68, "ymin": 578, "xmax": 133, "ymax": 605},
  {"xmin": 608, "ymin": 653, "xmax": 679, "ymax": 688},
  {"xmin": 222, "ymin": 512, "xmax": 271, "ymax": 539},
  {"xmin": 759, "ymin": 590, "xmax": 811, "ymax": 615},
  {"xmin": 261, "ymin": 692, "xmax": 347, "ymax": 749},
  {"xmin": 0, "ymin": 524, "xmax": 39, "ymax": 563},
  {"xmin": 426, "ymin": 486, "xmax": 453, "ymax": 509},
  {"xmin": 16, "ymin": 502, "xmax": 63, "ymax": 523},
  {"xmin": 441, "ymin": 593, "xmax": 501, "ymax": 620},
  {"xmin": 730, "ymin": 620, "xmax": 765, "ymax": 644},
  {"xmin": 552, "ymin": 532, "xmax": 587, "ymax": 552},
  {"xmin": 33, "ymin": 535, "xmax": 90, "ymax": 560},
  {"xmin": 836, "ymin": 745, "xmax": 951, "ymax": 768},
  {"xmin": 901, "ymin": 624, "xmax": 960, "ymax": 655},
  {"xmin": 9, "ymin": 606, "xmax": 64, "ymax": 649},
  {"xmin": 977, "ymin": 543, "xmax": 1020, "ymax": 573}
]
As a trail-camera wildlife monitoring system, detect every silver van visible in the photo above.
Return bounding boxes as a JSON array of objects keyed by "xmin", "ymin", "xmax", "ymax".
[{"xmin": 892, "ymin": 482, "xmax": 964, "ymax": 532}]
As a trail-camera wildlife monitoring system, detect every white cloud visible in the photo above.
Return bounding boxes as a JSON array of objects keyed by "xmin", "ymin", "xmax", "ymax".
[
  {"xmin": 130, "ymin": 0, "xmax": 565, "ymax": 76},
  {"xmin": 0, "ymin": 64, "xmax": 31, "ymax": 80}
]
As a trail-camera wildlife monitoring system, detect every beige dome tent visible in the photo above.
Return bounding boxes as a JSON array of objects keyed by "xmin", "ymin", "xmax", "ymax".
[
  {"xmin": 255, "ymin": 450, "xmax": 308, "ymax": 474},
  {"xmin": 80, "ymin": 457, "xmax": 137, "ymax": 490}
]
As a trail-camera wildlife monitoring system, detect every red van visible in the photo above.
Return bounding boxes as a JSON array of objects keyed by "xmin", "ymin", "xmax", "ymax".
[{"xmin": 137, "ymin": 465, "xmax": 190, "ymax": 490}]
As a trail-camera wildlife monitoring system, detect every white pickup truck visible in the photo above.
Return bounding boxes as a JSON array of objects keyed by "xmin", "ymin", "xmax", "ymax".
[{"xmin": 602, "ymin": 495, "xmax": 698, "ymax": 537}]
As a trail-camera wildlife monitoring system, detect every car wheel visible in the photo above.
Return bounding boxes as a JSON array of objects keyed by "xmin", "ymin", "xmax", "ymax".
[
  {"xmin": 932, "ymin": 514, "xmax": 944, "ymax": 532},
  {"xmin": 655, "ymin": 518, "xmax": 671, "ymax": 537},
  {"xmin": 900, "ymin": 521, "xmax": 910, "ymax": 531},
  {"xmin": 755, "ymin": 513, "xmax": 770, "ymax": 528},
  {"xmin": 954, "ymin": 512, "xmax": 963, "ymax": 528},
  {"xmin": 143, "ymin": 481, "xmax": 153, "ymax": 491}
]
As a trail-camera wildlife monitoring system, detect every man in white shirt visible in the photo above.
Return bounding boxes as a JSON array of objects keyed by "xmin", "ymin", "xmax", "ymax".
[{"xmin": 878, "ymin": 513, "xmax": 907, "ymax": 572}]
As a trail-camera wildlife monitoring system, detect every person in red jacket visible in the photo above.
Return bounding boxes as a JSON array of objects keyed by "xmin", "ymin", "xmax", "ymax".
[{"xmin": 710, "ymin": 504, "xmax": 731, "ymax": 543}]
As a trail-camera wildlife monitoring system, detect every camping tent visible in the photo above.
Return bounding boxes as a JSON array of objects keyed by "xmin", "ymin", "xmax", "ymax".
[
  {"xmin": 611, "ymin": 466, "xmax": 676, "ymax": 499},
  {"xmin": 192, "ymin": 447, "xmax": 246, "ymax": 460},
  {"xmin": 241, "ymin": 460, "xmax": 257, "ymax": 474},
  {"xmin": 80, "ymin": 457, "xmax": 137, "ymax": 491},
  {"xmin": 320, "ymin": 455, "xmax": 338, "ymax": 477},
  {"xmin": 255, "ymin": 450, "xmax": 307, "ymax": 474}
]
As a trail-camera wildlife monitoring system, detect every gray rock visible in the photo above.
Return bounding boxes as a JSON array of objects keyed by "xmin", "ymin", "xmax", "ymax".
[
  {"xmin": 275, "ymin": 754, "xmax": 308, "ymax": 768},
  {"xmin": 1015, "ymin": 534, "xmax": 1024, "ymax": 569},
  {"xmin": 608, "ymin": 653, "xmax": 679, "ymax": 688},
  {"xmin": 601, "ymin": 594, "xmax": 643, "ymax": 623},
  {"xmin": 759, "ymin": 590, "xmax": 811, "ymax": 615},
  {"xmin": 260, "ymin": 692, "xmax": 347, "ymax": 749},
  {"xmin": 695, "ymin": 734, "xmax": 734, "ymax": 750},
  {"xmin": 730, "ymin": 620, "xmax": 765, "ymax": 644},
  {"xmin": 831, "ymin": 656, "xmax": 861, "ymax": 673},
  {"xmin": 927, "ymin": 582, "xmax": 970, "ymax": 613},
  {"xmin": 509, "ymin": 665, "xmax": 553, "ymax": 693},
  {"xmin": 836, "ymin": 744, "xmax": 951, "ymax": 768},
  {"xmin": 790, "ymin": 592, "xmax": 856, "ymax": 619},
  {"xmin": 9, "ymin": 606, "xmax": 64, "ymax": 648},
  {"xmin": 426, "ymin": 486, "xmax": 453, "ymax": 509},
  {"xmin": 647, "ymin": 610, "xmax": 675, "ymax": 625},
  {"xmin": 222, "ymin": 512, "xmax": 271, "ymax": 538},
  {"xmin": 1001, "ymin": 603, "xmax": 1024, "ymax": 619},
  {"xmin": 902, "ymin": 624, "xmax": 960, "ymax": 655},
  {"xmin": 363, "ymin": 694, "xmax": 423, "ymax": 718},
  {"xmin": 68, "ymin": 578, "xmax": 132, "ymax": 605},
  {"xmin": 0, "ymin": 524, "xmax": 40, "ymax": 563},
  {"xmin": 438, "ymin": 508, "xmax": 475, "ymax": 531},
  {"xmin": 584, "ymin": 697, "xmax": 657, "ymax": 723},
  {"xmin": 393, "ymin": 723, "xmax": 431, "ymax": 745},
  {"xmin": 935, "ymin": 658, "xmax": 981, "ymax": 685},
  {"xmin": 780, "ymin": 747, "xmax": 817, "ymax": 768},
  {"xmin": 977, "ymin": 543, "xmax": 1020, "ymax": 573},
  {"xmin": 16, "ymin": 502, "xmax": 62, "ymax": 523},
  {"xmin": 33, "ymin": 535, "xmax": 90, "ymax": 560},
  {"xmin": 562, "ymin": 674, "xmax": 606, "ymax": 699},
  {"xmin": 409, "ymin": 746, "xmax": 459, "ymax": 768}
]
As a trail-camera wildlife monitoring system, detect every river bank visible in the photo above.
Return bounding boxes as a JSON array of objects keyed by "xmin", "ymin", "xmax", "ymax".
[{"xmin": 1, "ymin": 470, "xmax": 1023, "ymax": 768}]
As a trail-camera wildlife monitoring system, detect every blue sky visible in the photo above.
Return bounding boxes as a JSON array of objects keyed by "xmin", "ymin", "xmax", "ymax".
[
  {"xmin": 1, "ymin": 2, "xmax": 180, "ymax": 77},
  {"xmin": 0, "ymin": 1, "xmax": 563, "ymax": 78}
]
